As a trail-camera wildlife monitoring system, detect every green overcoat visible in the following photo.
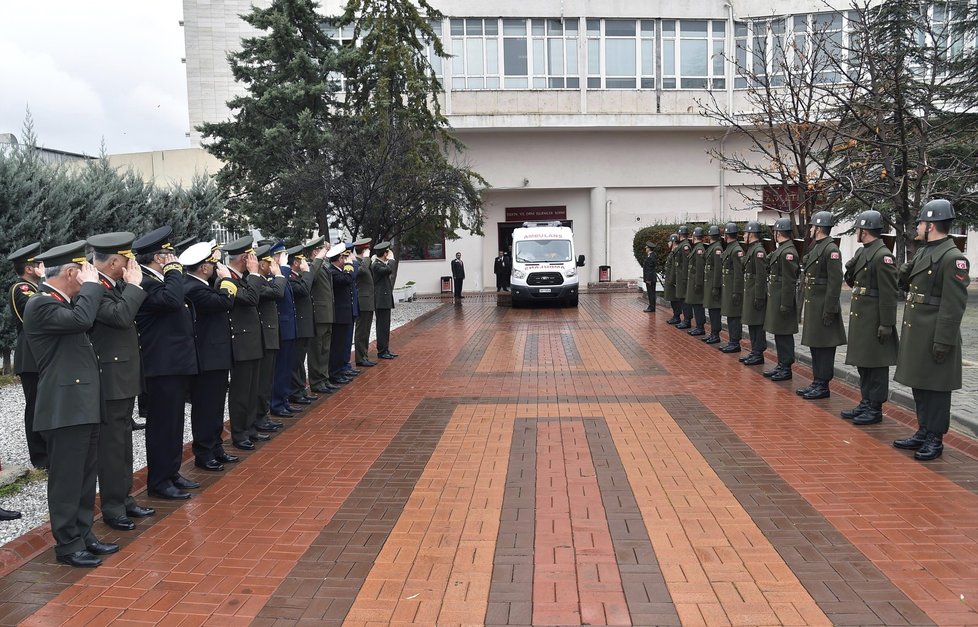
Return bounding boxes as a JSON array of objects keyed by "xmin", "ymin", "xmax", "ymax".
[
  {"xmin": 764, "ymin": 241, "xmax": 799, "ymax": 335},
  {"xmin": 674, "ymin": 239, "xmax": 693, "ymax": 297},
  {"xmin": 741, "ymin": 241, "xmax": 768, "ymax": 325},
  {"xmin": 720, "ymin": 242, "xmax": 745, "ymax": 317},
  {"xmin": 663, "ymin": 246, "xmax": 678, "ymax": 300},
  {"xmin": 703, "ymin": 241, "xmax": 724, "ymax": 309},
  {"xmin": 89, "ymin": 275, "xmax": 148, "ymax": 401},
  {"xmin": 685, "ymin": 242, "xmax": 706, "ymax": 305},
  {"xmin": 800, "ymin": 237, "xmax": 847, "ymax": 348},
  {"xmin": 844, "ymin": 239, "xmax": 898, "ymax": 368}
]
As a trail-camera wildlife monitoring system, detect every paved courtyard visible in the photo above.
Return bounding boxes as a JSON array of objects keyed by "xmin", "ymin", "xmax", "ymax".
[{"xmin": 0, "ymin": 293, "xmax": 976, "ymax": 626}]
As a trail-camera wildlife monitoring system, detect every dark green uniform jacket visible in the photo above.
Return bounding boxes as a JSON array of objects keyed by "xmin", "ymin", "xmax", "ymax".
[
  {"xmin": 720, "ymin": 242, "xmax": 745, "ymax": 317},
  {"xmin": 663, "ymin": 246, "xmax": 678, "ymax": 300},
  {"xmin": 289, "ymin": 259, "xmax": 319, "ymax": 340},
  {"xmin": 844, "ymin": 239, "xmax": 898, "ymax": 368},
  {"xmin": 895, "ymin": 237, "xmax": 970, "ymax": 391},
  {"xmin": 228, "ymin": 269, "xmax": 265, "ymax": 362},
  {"xmin": 703, "ymin": 241, "xmax": 723, "ymax": 309},
  {"xmin": 372, "ymin": 258, "xmax": 396, "ymax": 310},
  {"xmin": 357, "ymin": 256, "xmax": 375, "ymax": 312},
  {"xmin": 685, "ymin": 242, "xmax": 706, "ymax": 305},
  {"xmin": 800, "ymin": 237, "xmax": 847, "ymax": 348},
  {"xmin": 674, "ymin": 239, "xmax": 693, "ymax": 297},
  {"xmin": 23, "ymin": 283, "xmax": 102, "ymax": 431},
  {"xmin": 9, "ymin": 279, "xmax": 39, "ymax": 374},
  {"xmin": 764, "ymin": 240, "xmax": 799, "ymax": 335},
  {"xmin": 256, "ymin": 275, "xmax": 287, "ymax": 350},
  {"xmin": 89, "ymin": 274, "xmax": 147, "ymax": 400},
  {"xmin": 741, "ymin": 241, "xmax": 767, "ymax": 325},
  {"xmin": 311, "ymin": 260, "xmax": 335, "ymax": 324}
]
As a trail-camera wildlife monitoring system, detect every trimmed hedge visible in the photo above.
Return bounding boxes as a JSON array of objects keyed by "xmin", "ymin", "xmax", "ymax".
[{"xmin": 631, "ymin": 221, "xmax": 764, "ymax": 275}]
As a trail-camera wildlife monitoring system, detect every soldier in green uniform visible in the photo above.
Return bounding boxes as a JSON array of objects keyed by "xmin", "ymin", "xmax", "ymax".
[
  {"xmin": 893, "ymin": 199, "xmax": 971, "ymax": 461},
  {"xmin": 719, "ymin": 223, "xmax": 745, "ymax": 354},
  {"xmin": 88, "ymin": 232, "xmax": 156, "ymax": 530},
  {"xmin": 675, "ymin": 226, "xmax": 694, "ymax": 329},
  {"xmin": 372, "ymin": 242, "xmax": 399, "ymax": 359},
  {"xmin": 797, "ymin": 211, "xmax": 847, "ymax": 400},
  {"xmin": 763, "ymin": 218, "xmax": 799, "ymax": 381},
  {"xmin": 306, "ymin": 236, "xmax": 339, "ymax": 393},
  {"xmin": 7, "ymin": 242, "xmax": 46, "ymax": 476},
  {"xmin": 354, "ymin": 238, "xmax": 378, "ymax": 366},
  {"xmin": 286, "ymin": 245, "xmax": 320, "ymax": 404},
  {"xmin": 702, "ymin": 225, "xmax": 724, "ymax": 344},
  {"xmin": 663, "ymin": 234, "xmax": 682, "ymax": 324},
  {"xmin": 740, "ymin": 222, "xmax": 768, "ymax": 366},
  {"xmin": 253, "ymin": 243, "xmax": 287, "ymax": 432},
  {"xmin": 24, "ymin": 241, "xmax": 119, "ymax": 567},
  {"xmin": 685, "ymin": 227, "xmax": 707, "ymax": 336},
  {"xmin": 842, "ymin": 210, "xmax": 898, "ymax": 425}
]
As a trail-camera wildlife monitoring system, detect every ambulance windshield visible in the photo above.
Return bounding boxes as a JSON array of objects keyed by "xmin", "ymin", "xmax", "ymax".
[{"xmin": 515, "ymin": 240, "xmax": 573, "ymax": 263}]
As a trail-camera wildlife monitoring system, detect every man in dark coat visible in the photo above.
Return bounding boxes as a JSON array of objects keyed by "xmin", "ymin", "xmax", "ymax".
[
  {"xmin": 253, "ymin": 243, "xmax": 287, "ymax": 431},
  {"xmin": 287, "ymin": 244, "xmax": 323, "ymax": 403},
  {"xmin": 24, "ymin": 241, "xmax": 119, "ymax": 567},
  {"xmin": 740, "ymin": 222, "xmax": 768, "ymax": 366},
  {"xmin": 338, "ymin": 241, "xmax": 363, "ymax": 378},
  {"xmin": 702, "ymin": 226, "xmax": 723, "ymax": 342},
  {"xmin": 494, "ymin": 251, "xmax": 508, "ymax": 292},
  {"xmin": 353, "ymin": 239, "xmax": 377, "ymax": 367},
  {"xmin": 88, "ymin": 233, "xmax": 155, "ymax": 531},
  {"xmin": 134, "ymin": 226, "xmax": 200, "ymax": 500},
  {"xmin": 718, "ymin": 223, "xmax": 745, "ymax": 354},
  {"xmin": 684, "ymin": 228, "xmax": 707, "ymax": 336},
  {"xmin": 893, "ymin": 199, "xmax": 971, "ymax": 461},
  {"xmin": 762, "ymin": 218, "xmax": 800, "ymax": 381},
  {"xmin": 663, "ymin": 234, "xmax": 682, "ymax": 324},
  {"xmin": 372, "ymin": 242, "xmax": 398, "ymax": 360},
  {"xmin": 642, "ymin": 242, "xmax": 656, "ymax": 312},
  {"xmin": 842, "ymin": 210, "xmax": 898, "ymax": 426},
  {"xmin": 181, "ymin": 241, "xmax": 238, "ymax": 471},
  {"xmin": 451, "ymin": 252, "xmax": 465, "ymax": 301},
  {"xmin": 674, "ymin": 226, "xmax": 694, "ymax": 328},
  {"xmin": 306, "ymin": 236, "xmax": 337, "ymax": 393},
  {"xmin": 7, "ymin": 242, "xmax": 46, "ymax": 478},
  {"xmin": 272, "ymin": 243, "xmax": 300, "ymax": 417},
  {"xmin": 327, "ymin": 244, "xmax": 355, "ymax": 384}
]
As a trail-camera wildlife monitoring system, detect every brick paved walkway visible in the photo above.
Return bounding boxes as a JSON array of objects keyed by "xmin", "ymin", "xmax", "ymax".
[{"xmin": 1, "ymin": 293, "xmax": 977, "ymax": 625}]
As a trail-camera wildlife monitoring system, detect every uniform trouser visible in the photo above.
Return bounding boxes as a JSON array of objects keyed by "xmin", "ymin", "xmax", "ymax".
[
  {"xmin": 329, "ymin": 323, "xmax": 351, "ymax": 378},
  {"xmin": 98, "ymin": 397, "xmax": 136, "ymax": 519},
  {"xmin": 645, "ymin": 282, "xmax": 656, "ymax": 308},
  {"xmin": 727, "ymin": 317, "xmax": 743, "ymax": 343},
  {"xmin": 355, "ymin": 310, "xmax": 374, "ymax": 363},
  {"xmin": 809, "ymin": 346, "xmax": 837, "ymax": 383},
  {"xmin": 857, "ymin": 366, "xmax": 889, "ymax": 404},
  {"xmin": 290, "ymin": 336, "xmax": 312, "ymax": 397},
  {"xmin": 343, "ymin": 321, "xmax": 355, "ymax": 369},
  {"xmin": 375, "ymin": 308, "xmax": 392, "ymax": 355},
  {"xmin": 145, "ymin": 375, "xmax": 190, "ymax": 493},
  {"xmin": 255, "ymin": 349, "xmax": 278, "ymax": 421},
  {"xmin": 774, "ymin": 334, "xmax": 795, "ymax": 366},
  {"xmin": 454, "ymin": 278, "xmax": 463, "ymax": 298},
  {"xmin": 137, "ymin": 392, "xmax": 149, "ymax": 418},
  {"xmin": 708, "ymin": 308, "xmax": 721, "ymax": 334},
  {"xmin": 19, "ymin": 372, "xmax": 47, "ymax": 469},
  {"xmin": 190, "ymin": 369, "xmax": 228, "ymax": 463},
  {"xmin": 681, "ymin": 299, "xmax": 691, "ymax": 322},
  {"xmin": 912, "ymin": 388, "xmax": 951, "ymax": 434},
  {"xmin": 42, "ymin": 423, "xmax": 98, "ymax": 556},
  {"xmin": 271, "ymin": 340, "xmax": 295, "ymax": 414},
  {"xmin": 670, "ymin": 300, "xmax": 681, "ymax": 319},
  {"xmin": 307, "ymin": 323, "xmax": 332, "ymax": 388},
  {"xmin": 229, "ymin": 358, "xmax": 262, "ymax": 443},
  {"xmin": 748, "ymin": 325, "xmax": 765, "ymax": 355},
  {"xmin": 691, "ymin": 304, "xmax": 706, "ymax": 329}
]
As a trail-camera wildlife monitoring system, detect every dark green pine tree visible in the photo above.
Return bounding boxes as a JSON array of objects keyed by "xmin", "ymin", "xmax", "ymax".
[{"xmin": 198, "ymin": 0, "xmax": 341, "ymax": 242}]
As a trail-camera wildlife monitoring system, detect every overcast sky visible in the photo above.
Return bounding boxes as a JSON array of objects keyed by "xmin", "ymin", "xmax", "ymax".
[{"xmin": 1, "ymin": 1, "xmax": 190, "ymax": 156}]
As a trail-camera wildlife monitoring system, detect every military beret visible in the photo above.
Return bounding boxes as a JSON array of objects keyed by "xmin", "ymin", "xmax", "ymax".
[
  {"xmin": 373, "ymin": 241, "xmax": 391, "ymax": 254},
  {"xmin": 285, "ymin": 244, "xmax": 305, "ymax": 258},
  {"xmin": 34, "ymin": 240, "xmax": 88, "ymax": 267},
  {"xmin": 255, "ymin": 243, "xmax": 273, "ymax": 260},
  {"xmin": 353, "ymin": 238, "xmax": 372, "ymax": 249},
  {"xmin": 174, "ymin": 236, "xmax": 197, "ymax": 254},
  {"xmin": 132, "ymin": 226, "xmax": 174, "ymax": 255},
  {"xmin": 179, "ymin": 241, "xmax": 219, "ymax": 266},
  {"xmin": 303, "ymin": 235, "xmax": 326, "ymax": 253},
  {"xmin": 221, "ymin": 235, "xmax": 255, "ymax": 256},
  {"xmin": 7, "ymin": 242, "xmax": 41, "ymax": 263},
  {"xmin": 87, "ymin": 232, "xmax": 136, "ymax": 258}
]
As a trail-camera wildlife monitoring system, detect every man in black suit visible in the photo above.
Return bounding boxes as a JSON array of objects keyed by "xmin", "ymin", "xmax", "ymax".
[
  {"xmin": 327, "ymin": 244, "xmax": 355, "ymax": 385},
  {"xmin": 253, "ymin": 243, "xmax": 288, "ymax": 431},
  {"xmin": 181, "ymin": 241, "xmax": 239, "ymax": 471},
  {"xmin": 642, "ymin": 241, "xmax": 657, "ymax": 312},
  {"xmin": 493, "ymin": 251, "xmax": 507, "ymax": 292},
  {"xmin": 134, "ymin": 226, "xmax": 200, "ymax": 500},
  {"xmin": 87, "ymin": 232, "xmax": 155, "ymax": 531},
  {"xmin": 371, "ymin": 242, "xmax": 398, "ymax": 360},
  {"xmin": 286, "ymin": 244, "xmax": 321, "ymax": 404},
  {"xmin": 451, "ymin": 252, "xmax": 465, "ymax": 301},
  {"xmin": 24, "ymin": 241, "xmax": 119, "ymax": 567}
]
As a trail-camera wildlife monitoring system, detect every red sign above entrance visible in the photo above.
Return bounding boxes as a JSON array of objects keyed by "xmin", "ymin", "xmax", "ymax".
[{"xmin": 505, "ymin": 206, "xmax": 567, "ymax": 222}]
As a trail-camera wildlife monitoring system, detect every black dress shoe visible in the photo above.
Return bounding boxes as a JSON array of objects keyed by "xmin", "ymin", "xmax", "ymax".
[
  {"xmin": 704, "ymin": 335, "xmax": 721, "ymax": 344},
  {"xmin": 233, "ymin": 440, "xmax": 255, "ymax": 451},
  {"xmin": 215, "ymin": 451, "xmax": 240, "ymax": 464},
  {"xmin": 344, "ymin": 368, "xmax": 362, "ymax": 376},
  {"xmin": 271, "ymin": 410, "xmax": 295, "ymax": 418},
  {"xmin": 742, "ymin": 354, "xmax": 764, "ymax": 366},
  {"xmin": 770, "ymin": 368, "xmax": 793, "ymax": 381},
  {"xmin": 131, "ymin": 420, "xmax": 146, "ymax": 431},
  {"xmin": 172, "ymin": 475, "xmax": 201, "ymax": 490},
  {"xmin": 194, "ymin": 459, "xmax": 224, "ymax": 472},
  {"xmin": 328, "ymin": 377, "xmax": 351, "ymax": 385},
  {"xmin": 302, "ymin": 393, "xmax": 319, "ymax": 401},
  {"xmin": 310, "ymin": 384, "xmax": 335, "ymax": 394},
  {"xmin": 0, "ymin": 507, "xmax": 22, "ymax": 521},
  {"xmin": 86, "ymin": 540, "xmax": 120, "ymax": 555},
  {"xmin": 914, "ymin": 433, "xmax": 944, "ymax": 461},
  {"xmin": 802, "ymin": 384, "xmax": 830, "ymax": 400},
  {"xmin": 676, "ymin": 322, "xmax": 691, "ymax": 329},
  {"xmin": 795, "ymin": 383, "xmax": 815, "ymax": 396},
  {"xmin": 288, "ymin": 396, "xmax": 313, "ymax": 405},
  {"xmin": 720, "ymin": 344, "xmax": 741, "ymax": 353},
  {"xmin": 356, "ymin": 360, "xmax": 377, "ymax": 367},
  {"xmin": 738, "ymin": 354, "xmax": 750, "ymax": 362},
  {"xmin": 644, "ymin": 307, "xmax": 655, "ymax": 312},
  {"xmin": 379, "ymin": 350, "xmax": 398, "ymax": 358},
  {"xmin": 893, "ymin": 429, "xmax": 928, "ymax": 450},
  {"xmin": 255, "ymin": 422, "xmax": 281, "ymax": 432},
  {"xmin": 841, "ymin": 400, "xmax": 870, "ymax": 420},
  {"xmin": 148, "ymin": 485, "xmax": 191, "ymax": 500},
  {"xmin": 57, "ymin": 551, "xmax": 102, "ymax": 568},
  {"xmin": 378, "ymin": 352, "xmax": 396, "ymax": 360},
  {"xmin": 104, "ymin": 516, "xmax": 136, "ymax": 531},
  {"xmin": 688, "ymin": 328, "xmax": 705, "ymax": 336},
  {"xmin": 126, "ymin": 504, "xmax": 155, "ymax": 518},
  {"xmin": 665, "ymin": 317, "xmax": 681, "ymax": 325},
  {"xmin": 853, "ymin": 405, "xmax": 883, "ymax": 425},
  {"xmin": 252, "ymin": 433, "xmax": 271, "ymax": 441}
]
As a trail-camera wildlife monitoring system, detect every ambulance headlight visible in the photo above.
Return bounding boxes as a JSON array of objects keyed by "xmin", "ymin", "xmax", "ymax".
[
  {"xmin": 512, "ymin": 269, "xmax": 526, "ymax": 280},
  {"xmin": 565, "ymin": 268, "xmax": 577, "ymax": 278}
]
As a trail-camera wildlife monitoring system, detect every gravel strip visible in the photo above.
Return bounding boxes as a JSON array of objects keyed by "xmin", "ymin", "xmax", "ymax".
[{"xmin": 0, "ymin": 300, "xmax": 443, "ymax": 547}]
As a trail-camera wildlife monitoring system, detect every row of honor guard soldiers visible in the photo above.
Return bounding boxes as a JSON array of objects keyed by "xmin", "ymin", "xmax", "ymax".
[
  {"xmin": 661, "ymin": 199, "xmax": 970, "ymax": 463},
  {"xmin": 5, "ymin": 227, "xmax": 400, "ymax": 567}
]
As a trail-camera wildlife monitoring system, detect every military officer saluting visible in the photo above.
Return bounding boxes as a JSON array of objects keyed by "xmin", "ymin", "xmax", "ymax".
[
  {"xmin": 287, "ymin": 243, "xmax": 326, "ymax": 403},
  {"xmin": 24, "ymin": 241, "xmax": 119, "ymax": 567},
  {"xmin": 685, "ymin": 227, "xmax": 708, "ymax": 336},
  {"xmin": 306, "ymin": 235, "xmax": 339, "ymax": 393},
  {"xmin": 675, "ymin": 226, "xmax": 695, "ymax": 329},
  {"xmin": 842, "ymin": 210, "xmax": 898, "ymax": 425},
  {"xmin": 353, "ymin": 238, "xmax": 378, "ymax": 367},
  {"xmin": 702, "ymin": 225, "xmax": 723, "ymax": 343},
  {"xmin": 718, "ymin": 223, "xmax": 745, "ymax": 354},
  {"xmin": 663, "ymin": 234, "xmax": 682, "ymax": 324},
  {"xmin": 740, "ymin": 222, "xmax": 768, "ymax": 366},
  {"xmin": 372, "ymin": 242, "xmax": 399, "ymax": 360},
  {"xmin": 763, "ymin": 218, "xmax": 800, "ymax": 380},
  {"xmin": 893, "ymin": 199, "xmax": 970, "ymax": 461},
  {"xmin": 7, "ymin": 242, "xmax": 47, "ymax": 477},
  {"xmin": 797, "ymin": 212, "xmax": 847, "ymax": 400}
]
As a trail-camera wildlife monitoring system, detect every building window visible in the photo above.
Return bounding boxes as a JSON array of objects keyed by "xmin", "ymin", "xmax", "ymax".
[
  {"xmin": 425, "ymin": 18, "xmax": 444, "ymax": 79},
  {"xmin": 587, "ymin": 19, "xmax": 655, "ymax": 89},
  {"xmin": 323, "ymin": 22, "xmax": 356, "ymax": 91},
  {"xmin": 535, "ymin": 19, "xmax": 580, "ymax": 88},
  {"xmin": 661, "ymin": 20, "xmax": 726, "ymax": 89},
  {"xmin": 400, "ymin": 233, "xmax": 447, "ymax": 261}
]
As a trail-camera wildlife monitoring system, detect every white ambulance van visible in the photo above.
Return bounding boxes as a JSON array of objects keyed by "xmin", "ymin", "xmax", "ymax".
[{"xmin": 509, "ymin": 221, "xmax": 585, "ymax": 307}]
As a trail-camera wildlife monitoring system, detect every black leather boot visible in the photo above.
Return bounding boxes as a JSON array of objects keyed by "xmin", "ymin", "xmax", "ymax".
[
  {"xmin": 853, "ymin": 402, "xmax": 883, "ymax": 425},
  {"xmin": 704, "ymin": 334, "xmax": 721, "ymax": 344},
  {"xmin": 770, "ymin": 365, "xmax": 792, "ymax": 381},
  {"xmin": 666, "ymin": 317, "xmax": 680, "ymax": 325},
  {"xmin": 795, "ymin": 381, "xmax": 816, "ymax": 396},
  {"xmin": 762, "ymin": 363, "xmax": 782, "ymax": 378},
  {"xmin": 742, "ymin": 354, "xmax": 764, "ymax": 366},
  {"xmin": 893, "ymin": 428, "xmax": 928, "ymax": 450},
  {"xmin": 841, "ymin": 399, "xmax": 870, "ymax": 420},
  {"xmin": 803, "ymin": 381, "xmax": 830, "ymax": 400},
  {"xmin": 914, "ymin": 432, "xmax": 944, "ymax": 461}
]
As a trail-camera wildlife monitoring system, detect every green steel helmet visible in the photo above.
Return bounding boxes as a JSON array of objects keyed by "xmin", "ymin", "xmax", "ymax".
[
  {"xmin": 918, "ymin": 199, "xmax": 955, "ymax": 222},
  {"xmin": 707, "ymin": 225, "xmax": 721, "ymax": 237},
  {"xmin": 692, "ymin": 227, "xmax": 704, "ymax": 238},
  {"xmin": 724, "ymin": 222, "xmax": 740, "ymax": 235},
  {"xmin": 811, "ymin": 211, "xmax": 834, "ymax": 227},
  {"xmin": 668, "ymin": 234, "xmax": 680, "ymax": 243},
  {"xmin": 677, "ymin": 225, "xmax": 690, "ymax": 236},
  {"xmin": 772, "ymin": 217, "xmax": 793, "ymax": 232},
  {"xmin": 856, "ymin": 210, "xmax": 884, "ymax": 230},
  {"xmin": 744, "ymin": 221, "xmax": 763, "ymax": 233}
]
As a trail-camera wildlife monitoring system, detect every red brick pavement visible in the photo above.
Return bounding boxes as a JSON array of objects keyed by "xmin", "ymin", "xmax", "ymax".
[{"xmin": 0, "ymin": 294, "xmax": 975, "ymax": 625}]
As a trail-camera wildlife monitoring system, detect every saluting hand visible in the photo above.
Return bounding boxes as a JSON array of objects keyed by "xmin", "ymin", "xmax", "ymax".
[
  {"xmin": 314, "ymin": 247, "xmax": 328, "ymax": 260},
  {"xmin": 299, "ymin": 259, "xmax": 310, "ymax": 273},
  {"xmin": 123, "ymin": 258, "xmax": 143, "ymax": 285},
  {"xmin": 270, "ymin": 262, "xmax": 282, "ymax": 277},
  {"xmin": 215, "ymin": 262, "xmax": 231, "ymax": 279},
  {"xmin": 245, "ymin": 252, "xmax": 260, "ymax": 274},
  {"xmin": 78, "ymin": 262, "xmax": 99, "ymax": 285}
]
